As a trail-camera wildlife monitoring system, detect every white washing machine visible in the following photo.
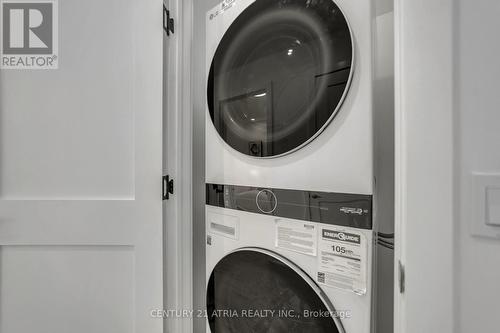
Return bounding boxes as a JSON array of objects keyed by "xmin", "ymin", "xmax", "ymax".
[
  {"xmin": 206, "ymin": 185, "xmax": 374, "ymax": 333},
  {"xmin": 205, "ymin": 0, "xmax": 393, "ymax": 332}
]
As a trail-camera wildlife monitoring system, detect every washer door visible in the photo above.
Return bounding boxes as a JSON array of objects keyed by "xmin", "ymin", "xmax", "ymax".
[
  {"xmin": 206, "ymin": 249, "xmax": 344, "ymax": 333},
  {"xmin": 207, "ymin": 0, "xmax": 353, "ymax": 158}
]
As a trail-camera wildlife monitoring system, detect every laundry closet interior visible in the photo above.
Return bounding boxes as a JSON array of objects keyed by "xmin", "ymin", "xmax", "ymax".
[{"xmin": 184, "ymin": 0, "xmax": 396, "ymax": 332}]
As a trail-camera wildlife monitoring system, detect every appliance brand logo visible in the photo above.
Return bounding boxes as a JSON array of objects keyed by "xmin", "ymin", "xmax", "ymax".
[
  {"xmin": 322, "ymin": 230, "xmax": 361, "ymax": 244},
  {"xmin": 222, "ymin": 0, "xmax": 235, "ymax": 9},
  {"xmin": 1, "ymin": 0, "xmax": 58, "ymax": 69},
  {"xmin": 208, "ymin": 11, "xmax": 218, "ymax": 21},
  {"xmin": 339, "ymin": 207, "xmax": 369, "ymax": 216},
  {"xmin": 209, "ymin": 0, "xmax": 235, "ymax": 20}
]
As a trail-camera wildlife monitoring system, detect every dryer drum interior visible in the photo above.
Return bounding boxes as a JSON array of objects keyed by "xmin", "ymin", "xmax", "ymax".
[
  {"xmin": 206, "ymin": 249, "xmax": 344, "ymax": 333},
  {"xmin": 207, "ymin": 0, "xmax": 354, "ymax": 158}
]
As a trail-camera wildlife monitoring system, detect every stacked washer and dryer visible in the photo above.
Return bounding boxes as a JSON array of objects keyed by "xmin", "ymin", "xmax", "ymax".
[{"xmin": 205, "ymin": 0, "xmax": 394, "ymax": 332}]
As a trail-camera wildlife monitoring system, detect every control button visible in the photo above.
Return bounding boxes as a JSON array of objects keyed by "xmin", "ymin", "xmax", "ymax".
[{"xmin": 256, "ymin": 189, "xmax": 277, "ymax": 214}]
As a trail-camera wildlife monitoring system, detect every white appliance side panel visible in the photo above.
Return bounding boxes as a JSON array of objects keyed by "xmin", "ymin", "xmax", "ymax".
[{"xmin": 205, "ymin": 0, "xmax": 374, "ymax": 194}]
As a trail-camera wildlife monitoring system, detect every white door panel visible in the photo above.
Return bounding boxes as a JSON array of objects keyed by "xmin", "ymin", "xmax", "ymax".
[
  {"xmin": 0, "ymin": 0, "xmax": 136, "ymax": 200},
  {"xmin": 0, "ymin": 0, "xmax": 164, "ymax": 332},
  {"xmin": 0, "ymin": 246, "xmax": 135, "ymax": 333}
]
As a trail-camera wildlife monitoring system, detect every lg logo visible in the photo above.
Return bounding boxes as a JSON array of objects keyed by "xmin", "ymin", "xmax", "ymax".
[{"xmin": 1, "ymin": 0, "xmax": 58, "ymax": 69}]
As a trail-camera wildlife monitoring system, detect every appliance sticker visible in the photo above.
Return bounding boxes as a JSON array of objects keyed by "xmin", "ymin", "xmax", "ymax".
[
  {"xmin": 275, "ymin": 219, "xmax": 317, "ymax": 256},
  {"xmin": 317, "ymin": 228, "xmax": 367, "ymax": 295}
]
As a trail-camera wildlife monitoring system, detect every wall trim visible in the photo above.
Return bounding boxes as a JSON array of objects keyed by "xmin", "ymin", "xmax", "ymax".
[
  {"xmin": 163, "ymin": 0, "xmax": 194, "ymax": 332},
  {"xmin": 394, "ymin": 1, "xmax": 455, "ymax": 332}
]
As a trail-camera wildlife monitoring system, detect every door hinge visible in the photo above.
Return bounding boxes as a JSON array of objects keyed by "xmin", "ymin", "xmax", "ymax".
[
  {"xmin": 398, "ymin": 260, "xmax": 405, "ymax": 294},
  {"xmin": 163, "ymin": 5, "xmax": 174, "ymax": 36},
  {"xmin": 163, "ymin": 175, "xmax": 174, "ymax": 200}
]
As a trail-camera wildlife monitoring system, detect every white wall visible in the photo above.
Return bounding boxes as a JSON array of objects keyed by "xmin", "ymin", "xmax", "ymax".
[
  {"xmin": 456, "ymin": 1, "xmax": 500, "ymax": 331},
  {"xmin": 397, "ymin": 1, "xmax": 500, "ymax": 332}
]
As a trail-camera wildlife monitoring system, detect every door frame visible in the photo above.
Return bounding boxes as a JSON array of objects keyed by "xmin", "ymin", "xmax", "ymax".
[
  {"xmin": 163, "ymin": 0, "xmax": 194, "ymax": 332},
  {"xmin": 394, "ymin": 0, "xmax": 455, "ymax": 332}
]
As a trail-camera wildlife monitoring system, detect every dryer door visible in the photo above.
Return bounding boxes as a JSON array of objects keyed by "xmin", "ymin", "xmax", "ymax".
[
  {"xmin": 206, "ymin": 248, "xmax": 344, "ymax": 332},
  {"xmin": 207, "ymin": 0, "xmax": 353, "ymax": 158}
]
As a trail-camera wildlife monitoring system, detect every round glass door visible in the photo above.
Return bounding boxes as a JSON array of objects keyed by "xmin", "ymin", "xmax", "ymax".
[
  {"xmin": 206, "ymin": 249, "xmax": 343, "ymax": 332},
  {"xmin": 207, "ymin": 0, "xmax": 353, "ymax": 157}
]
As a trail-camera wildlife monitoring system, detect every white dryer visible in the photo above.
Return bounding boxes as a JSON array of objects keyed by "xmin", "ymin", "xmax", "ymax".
[
  {"xmin": 206, "ymin": 185, "xmax": 374, "ymax": 333},
  {"xmin": 206, "ymin": 0, "xmax": 385, "ymax": 194}
]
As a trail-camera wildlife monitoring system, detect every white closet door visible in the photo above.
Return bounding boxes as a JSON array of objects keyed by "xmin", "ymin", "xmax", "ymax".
[{"xmin": 0, "ymin": 0, "xmax": 164, "ymax": 332}]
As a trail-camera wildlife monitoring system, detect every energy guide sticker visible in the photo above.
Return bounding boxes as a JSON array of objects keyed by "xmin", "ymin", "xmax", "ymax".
[{"xmin": 317, "ymin": 228, "xmax": 368, "ymax": 295}]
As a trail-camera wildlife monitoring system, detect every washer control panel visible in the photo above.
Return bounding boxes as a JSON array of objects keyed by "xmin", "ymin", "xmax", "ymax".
[{"xmin": 206, "ymin": 183, "xmax": 373, "ymax": 230}]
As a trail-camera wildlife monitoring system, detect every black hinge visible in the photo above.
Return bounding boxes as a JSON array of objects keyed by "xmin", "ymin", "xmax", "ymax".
[
  {"xmin": 163, "ymin": 5, "xmax": 174, "ymax": 35},
  {"xmin": 398, "ymin": 260, "xmax": 405, "ymax": 294},
  {"xmin": 163, "ymin": 175, "xmax": 174, "ymax": 200}
]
